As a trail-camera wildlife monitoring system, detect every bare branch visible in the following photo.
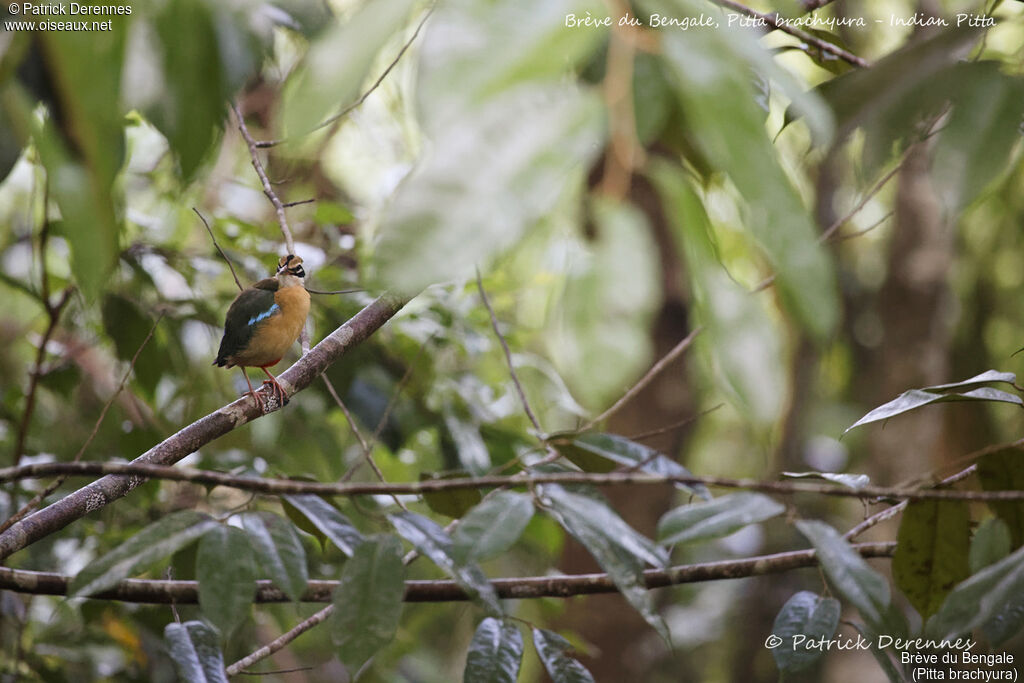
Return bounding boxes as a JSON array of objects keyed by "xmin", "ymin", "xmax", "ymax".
[
  {"xmin": 254, "ymin": 6, "xmax": 435, "ymax": 149},
  {"xmin": 194, "ymin": 208, "xmax": 243, "ymax": 291},
  {"xmin": 585, "ymin": 327, "xmax": 702, "ymax": 429},
  {"xmin": 226, "ymin": 606, "xmax": 333, "ymax": 676},
  {"xmin": 12, "ymin": 287, "xmax": 73, "ymax": 467},
  {"xmin": 0, "ymin": 295, "xmax": 407, "ymax": 561},
  {"xmin": 231, "ymin": 103, "xmax": 296, "ymax": 254},
  {"xmin": 0, "ymin": 457, "xmax": 1019, "ymax": 503},
  {"xmin": 476, "ymin": 270, "xmax": 544, "ymax": 435},
  {"xmin": 0, "ymin": 542, "xmax": 895, "ymax": 604}
]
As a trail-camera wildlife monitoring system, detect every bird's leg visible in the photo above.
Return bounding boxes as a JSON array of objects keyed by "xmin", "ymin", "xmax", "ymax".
[
  {"xmin": 239, "ymin": 367, "xmax": 264, "ymax": 412},
  {"xmin": 259, "ymin": 366, "xmax": 289, "ymax": 407}
]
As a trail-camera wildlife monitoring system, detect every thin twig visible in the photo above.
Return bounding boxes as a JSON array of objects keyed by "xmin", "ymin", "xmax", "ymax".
[
  {"xmin": 819, "ymin": 160, "xmax": 904, "ymax": 243},
  {"xmin": 0, "ymin": 315, "xmax": 164, "ymax": 535},
  {"xmin": 12, "ymin": 286, "xmax": 73, "ymax": 467},
  {"xmin": 829, "ymin": 210, "xmax": 894, "ymax": 244},
  {"xmin": 476, "ymin": 269, "xmax": 544, "ymax": 435},
  {"xmin": 321, "ymin": 375, "xmax": 408, "ymax": 511},
  {"xmin": 625, "ymin": 404, "xmax": 723, "ymax": 442},
  {"xmin": 0, "ymin": 460, "xmax": 1018, "ymax": 503},
  {"xmin": 231, "ymin": 103, "xmax": 296, "ymax": 255},
  {"xmin": 843, "ymin": 465, "xmax": 978, "ymax": 540},
  {"xmin": 585, "ymin": 327, "xmax": 702, "ymax": 429},
  {"xmin": 225, "ymin": 607, "xmax": 333, "ymax": 676},
  {"xmin": 194, "ymin": 208, "xmax": 243, "ymax": 291},
  {"xmin": 254, "ymin": 6, "xmax": 435, "ymax": 149},
  {"xmin": 281, "ymin": 199, "xmax": 315, "ymax": 208},
  {"xmin": 709, "ymin": 0, "xmax": 870, "ymax": 68}
]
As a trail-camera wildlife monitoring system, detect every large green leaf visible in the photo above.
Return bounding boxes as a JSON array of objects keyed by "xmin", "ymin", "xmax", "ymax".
[
  {"xmin": 557, "ymin": 432, "xmax": 710, "ymax": 500},
  {"xmin": 846, "ymin": 376, "xmax": 1023, "ymax": 433},
  {"xmin": 281, "ymin": 0, "xmax": 416, "ymax": 138},
  {"xmin": 463, "ymin": 617, "xmax": 523, "ymax": 683},
  {"xmin": 240, "ymin": 511, "xmax": 309, "ymax": 603},
  {"xmin": 657, "ymin": 493, "xmax": 784, "ymax": 546},
  {"xmin": 892, "ymin": 501, "xmax": 970, "ymax": 619},
  {"xmin": 34, "ymin": 25, "xmax": 125, "ymax": 300},
  {"xmin": 649, "ymin": 161, "xmax": 786, "ymax": 426},
  {"xmin": 373, "ymin": 83, "xmax": 605, "ymax": 295},
  {"xmin": 144, "ymin": 0, "xmax": 260, "ymax": 178},
  {"xmin": 330, "ymin": 535, "xmax": 405, "ymax": 674},
  {"xmin": 928, "ymin": 544, "xmax": 1024, "ymax": 642},
  {"xmin": 416, "ymin": 0, "xmax": 606, "ymax": 133},
  {"xmin": 71, "ymin": 511, "xmax": 218, "ymax": 597},
  {"xmin": 164, "ymin": 621, "xmax": 227, "ymax": 683},
  {"xmin": 932, "ymin": 63, "xmax": 1024, "ymax": 212},
  {"xmin": 976, "ymin": 447, "xmax": 1024, "ymax": 548},
  {"xmin": 770, "ymin": 591, "xmax": 841, "ymax": 673},
  {"xmin": 531, "ymin": 628, "xmax": 595, "ymax": 683},
  {"xmin": 648, "ymin": 0, "xmax": 838, "ymax": 341},
  {"xmin": 388, "ymin": 511, "xmax": 501, "ymax": 615},
  {"xmin": 542, "ymin": 485, "xmax": 668, "ymax": 639},
  {"xmin": 283, "ymin": 494, "xmax": 364, "ymax": 556},
  {"xmin": 546, "ymin": 199, "xmax": 661, "ymax": 409},
  {"xmin": 796, "ymin": 520, "xmax": 891, "ymax": 632},
  {"xmin": 196, "ymin": 525, "xmax": 257, "ymax": 637},
  {"xmin": 970, "ymin": 518, "xmax": 1012, "ymax": 575},
  {"xmin": 452, "ymin": 491, "xmax": 534, "ymax": 564}
]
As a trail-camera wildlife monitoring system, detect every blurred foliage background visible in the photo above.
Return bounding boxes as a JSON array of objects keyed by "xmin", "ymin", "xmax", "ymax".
[{"xmin": 1, "ymin": 0, "xmax": 1023, "ymax": 680}]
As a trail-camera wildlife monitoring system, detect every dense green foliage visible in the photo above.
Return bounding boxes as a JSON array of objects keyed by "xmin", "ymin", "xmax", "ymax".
[{"xmin": 2, "ymin": 0, "xmax": 1024, "ymax": 681}]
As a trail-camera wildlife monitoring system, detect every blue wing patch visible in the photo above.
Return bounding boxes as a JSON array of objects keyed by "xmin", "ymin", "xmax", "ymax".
[{"xmin": 248, "ymin": 303, "xmax": 280, "ymax": 326}]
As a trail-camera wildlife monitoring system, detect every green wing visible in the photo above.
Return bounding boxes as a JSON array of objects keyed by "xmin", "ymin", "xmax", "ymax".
[{"xmin": 214, "ymin": 280, "xmax": 279, "ymax": 366}]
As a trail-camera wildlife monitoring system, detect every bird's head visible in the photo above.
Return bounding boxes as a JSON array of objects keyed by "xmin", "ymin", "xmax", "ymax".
[{"xmin": 275, "ymin": 254, "xmax": 306, "ymax": 286}]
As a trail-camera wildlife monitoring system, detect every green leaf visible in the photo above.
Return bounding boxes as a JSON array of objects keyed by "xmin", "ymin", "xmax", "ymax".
[
  {"xmin": 649, "ymin": 161, "xmax": 786, "ymax": 425},
  {"xmin": 657, "ymin": 493, "xmax": 784, "ymax": 546},
  {"xmin": 463, "ymin": 617, "xmax": 523, "ymax": 683},
  {"xmin": 846, "ymin": 387, "xmax": 1023, "ymax": 434},
  {"xmin": 542, "ymin": 485, "xmax": 668, "ymax": 640},
  {"xmin": 892, "ymin": 501, "xmax": 970, "ymax": 620},
  {"xmin": 101, "ymin": 294, "xmax": 162, "ymax": 395},
  {"xmin": 164, "ymin": 621, "xmax": 227, "ymax": 683},
  {"xmin": 283, "ymin": 494, "xmax": 364, "ymax": 556},
  {"xmin": 373, "ymin": 84, "xmax": 605, "ymax": 296},
  {"xmin": 970, "ymin": 518, "xmax": 1012, "ymax": 575},
  {"xmin": 933, "ymin": 65, "xmax": 1024, "ymax": 212},
  {"xmin": 543, "ymin": 182, "xmax": 660, "ymax": 412},
  {"xmin": 240, "ymin": 511, "xmax": 309, "ymax": 603},
  {"xmin": 796, "ymin": 520, "xmax": 891, "ymax": 632},
  {"xmin": 649, "ymin": 0, "xmax": 839, "ymax": 341},
  {"xmin": 928, "ymin": 544, "xmax": 1024, "ymax": 642},
  {"xmin": 146, "ymin": 0, "xmax": 259, "ymax": 178},
  {"xmin": 388, "ymin": 511, "xmax": 501, "ymax": 616},
  {"xmin": 330, "ymin": 535, "xmax": 405, "ymax": 674},
  {"xmin": 770, "ymin": 591, "xmax": 841, "ymax": 673},
  {"xmin": 452, "ymin": 491, "xmax": 534, "ymax": 564},
  {"xmin": 416, "ymin": 0, "xmax": 606, "ymax": 132},
  {"xmin": 557, "ymin": 432, "xmax": 710, "ymax": 500},
  {"xmin": 976, "ymin": 447, "xmax": 1024, "ymax": 548},
  {"xmin": 421, "ymin": 471, "xmax": 484, "ymax": 518},
  {"xmin": 531, "ymin": 628, "xmax": 595, "ymax": 683},
  {"xmin": 281, "ymin": 0, "xmax": 416, "ymax": 138},
  {"xmin": 33, "ymin": 25, "xmax": 126, "ymax": 301},
  {"xmin": 846, "ymin": 622, "xmax": 904, "ymax": 683},
  {"xmin": 71, "ymin": 511, "xmax": 218, "ymax": 597},
  {"xmin": 781, "ymin": 471, "xmax": 871, "ymax": 491},
  {"xmin": 196, "ymin": 525, "xmax": 257, "ymax": 637}
]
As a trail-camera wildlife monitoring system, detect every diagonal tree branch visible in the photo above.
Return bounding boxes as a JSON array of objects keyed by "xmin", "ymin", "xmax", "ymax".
[
  {"xmin": 0, "ymin": 294, "xmax": 407, "ymax": 561},
  {"xmin": 0, "ymin": 542, "xmax": 895, "ymax": 603}
]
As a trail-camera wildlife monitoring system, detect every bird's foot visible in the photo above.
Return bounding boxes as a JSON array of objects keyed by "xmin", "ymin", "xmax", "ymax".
[{"xmin": 259, "ymin": 378, "xmax": 289, "ymax": 410}]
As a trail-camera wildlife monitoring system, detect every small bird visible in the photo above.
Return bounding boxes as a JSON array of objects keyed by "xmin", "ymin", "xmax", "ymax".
[{"xmin": 214, "ymin": 254, "xmax": 310, "ymax": 412}]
